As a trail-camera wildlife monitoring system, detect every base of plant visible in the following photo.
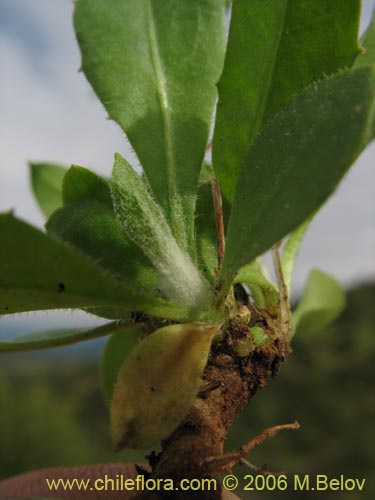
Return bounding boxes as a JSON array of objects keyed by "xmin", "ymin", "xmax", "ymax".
[{"xmin": 134, "ymin": 306, "xmax": 294, "ymax": 499}]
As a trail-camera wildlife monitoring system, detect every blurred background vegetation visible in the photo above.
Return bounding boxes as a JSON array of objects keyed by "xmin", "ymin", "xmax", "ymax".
[{"xmin": 0, "ymin": 283, "xmax": 373, "ymax": 499}]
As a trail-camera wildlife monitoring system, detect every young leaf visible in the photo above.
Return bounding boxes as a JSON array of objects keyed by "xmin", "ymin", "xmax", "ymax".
[
  {"xmin": 62, "ymin": 165, "xmax": 111, "ymax": 206},
  {"xmin": 46, "ymin": 199, "xmax": 158, "ymax": 295},
  {"xmin": 281, "ymin": 215, "xmax": 314, "ymax": 295},
  {"xmin": 49, "ymin": 164, "xmax": 159, "ymax": 305},
  {"xmin": 111, "ymin": 323, "xmax": 220, "ymax": 450},
  {"xmin": 111, "ymin": 154, "xmax": 211, "ymax": 310},
  {"xmin": 74, "ymin": 0, "xmax": 226, "ymax": 254},
  {"xmin": 293, "ymin": 269, "xmax": 346, "ymax": 336},
  {"xmin": 101, "ymin": 326, "xmax": 147, "ymax": 403},
  {"xmin": 0, "ymin": 321, "xmax": 132, "ymax": 353},
  {"xmin": 235, "ymin": 259, "xmax": 279, "ymax": 311},
  {"xmin": 213, "ymin": 0, "xmax": 361, "ymax": 201},
  {"xmin": 29, "ymin": 162, "xmax": 67, "ymax": 218},
  {"xmin": 0, "ymin": 212, "xmax": 189, "ymax": 321},
  {"xmin": 221, "ymin": 67, "xmax": 375, "ymax": 290}
]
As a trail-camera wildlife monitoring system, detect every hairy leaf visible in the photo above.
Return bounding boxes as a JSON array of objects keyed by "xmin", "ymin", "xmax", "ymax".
[
  {"xmin": 111, "ymin": 154, "xmax": 211, "ymax": 310},
  {"xmin": 62, "ymin": 165, "xmax": 111, "ymax": 206},
  {"xmin": 49, "ymin": 164, "xmax": 159, "ymax": 311},
  {"xmin": 101, "ymin": 326, "xmax": 147, "ymax": 402},
  {"xmin": 74, "ymin": 0, "xmax": 226, "ymax": 254},
  {"xmin": 0, "ymin": 212, "xmax": 189, "ymax": 321},
  {"xmin": 111, "ymin": 323, "xmax": 219, "ymax": 450},
  {"xmin": 47, "ymin": 199, "xmax": 158, "ymax": 294},
  {"xmin": 293, "ymin": 269, "xmax": 346, "ymax": 336},
  {"xmin": 213, "ymin": 0, "xmax": 361, "ymax": 201},
  {"xmin": 0, "ymin": 321, "xmax": 132, "ymax": 353},
  {"xmin": 29, "ymin": 162, "xmax": 67, "ymax": 218},
  {"xmin": 221, "ymin": 67, "xmax": 375, "ymax": 290}
]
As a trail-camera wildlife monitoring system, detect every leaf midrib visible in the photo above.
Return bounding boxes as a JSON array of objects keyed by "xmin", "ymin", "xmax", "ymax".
[
  {"xmin": 245, "ymin": 0, "xmax": 289, "ymax": 152},
  {"xmin": 146, "ymin": 0, "xmax": 182, "ymax": 246}
]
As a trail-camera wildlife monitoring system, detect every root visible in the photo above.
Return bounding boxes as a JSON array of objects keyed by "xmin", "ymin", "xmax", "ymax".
[{"xmin": 202, "ymin": 421, "xmax": 300, "ymax": 475}]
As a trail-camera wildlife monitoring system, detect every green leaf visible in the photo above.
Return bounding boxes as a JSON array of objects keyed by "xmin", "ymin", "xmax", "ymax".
[
  {"xmin": 49, "ymin": 164, "xmax": 159, "ymax": 312},
  {"xmin": 195, "ymin": 182, "xmax": 218, "ymax": 284},
  {"xmin": 74, "ymin": 0, "xmax": 226, "ymax": 254},
  {"xmin": 195, "ymin": 181, "xmax": 230, "ymax": 284},
  {"xmin": 62, "ymin": 165, "xmax": 111, "ymax": 206},
  {"xmin": 236, "ymin": 259, "xmax": 279, "ymax": 311},
  {"xmin": 110, "ymin": 323, "xmax": 219, "ymax": 450},
  {"xmin": 46, "ymin": 198, "xmax": 158, "ymax": 295},
  {"xmin": 221, "ymin": 67, "xmax": 375, "ymax": 290},
  {"xmin": 281, "ymin": 215, "xmax": 314, "ymax": 295},
  {"xmin": 199, "ymin": 162, "xmax": 216, "ymax": 183},
  {"xmin": 111, "ymin": 154, "xmax": 211, "ymax": 309},
  {"xmin": 0, "ymin": 321, "xmax": 133, "ymax": 353},
  {"xmin": 101, "ymin": 325, "xmax": 147, "ymax": 402},
  {"xmin": 29, "ymin": 162, "xmax": 67, "ymax": 218},
  {"xmin": 213, "ymin": 0, "xmax": 361, "ymax": 201},
  {"xmin": 0, "ymin": 212, "xmax": 189, "ymax": 322},
  {"xmin": 293, "ymin": 269, "xmax": 346, "ymax": 336},
  {"xmin": 83, "ymin": 307, "xmax": 132, "ymax": 320}
]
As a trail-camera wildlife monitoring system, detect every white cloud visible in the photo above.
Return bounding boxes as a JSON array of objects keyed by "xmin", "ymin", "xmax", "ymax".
[{"xmin": 0, "ymin": 0, "xmax": 134, "ymax": 226}]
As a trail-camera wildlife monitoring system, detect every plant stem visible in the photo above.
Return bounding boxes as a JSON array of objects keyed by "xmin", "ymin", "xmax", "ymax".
[
  {"xmin": 211, "ymin": 179, "xmax": 225, "ymax": 273},
  {"xmin": 272, "ymin": 244, "xmax": 292, "ymax": 339},
  {"xmin": 135, "ymin": 318, "xmax": 291, "ymax": 499}
]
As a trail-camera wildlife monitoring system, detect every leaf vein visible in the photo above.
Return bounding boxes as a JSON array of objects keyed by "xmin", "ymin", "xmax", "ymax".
[{"xmin": 146, "ymin": 0, "xmax": 183, "ymax": 245}]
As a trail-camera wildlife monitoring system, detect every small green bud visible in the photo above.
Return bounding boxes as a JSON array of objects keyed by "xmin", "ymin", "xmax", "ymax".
[
  {"xmin": 250, "ymin": 326, "xmax": 269, "ymax": 347},
  {"xmin": 233, "ymin": 334, "xmax": 255, "ymax": 357}
]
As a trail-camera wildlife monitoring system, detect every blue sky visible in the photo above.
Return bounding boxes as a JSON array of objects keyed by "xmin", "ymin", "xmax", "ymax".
[{"xmin": 0, "ymin": 0, "xmax": 374, "ymax": 315}]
